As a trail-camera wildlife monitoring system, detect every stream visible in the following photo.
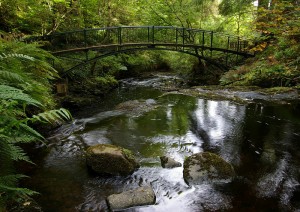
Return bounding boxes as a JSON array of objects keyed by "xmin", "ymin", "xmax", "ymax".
[{"xmin": 25, "ymin": 74, "xmax": 300, "ymax": 211}]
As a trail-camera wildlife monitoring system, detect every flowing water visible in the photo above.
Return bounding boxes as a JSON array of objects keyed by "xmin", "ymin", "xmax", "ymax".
[{"xmin": 26, "ymin": 76, "xmax": 300, "ymax": 211}]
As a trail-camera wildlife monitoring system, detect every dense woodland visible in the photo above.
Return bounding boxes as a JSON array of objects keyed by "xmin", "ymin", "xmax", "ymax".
[{"xmin": 0, "ymin": 0, "xmax": 299, "ymax": 210}]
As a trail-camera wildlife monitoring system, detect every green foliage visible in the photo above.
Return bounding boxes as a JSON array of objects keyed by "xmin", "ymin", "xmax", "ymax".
[
  {"xmin": 31, "ymin": 108, "xmax": 72, "ymax": 125},
  {"xmin": 0, "ymin": 85, "xmax": 42, "ymax": 107},
  {"xmin": 161, "ymin": 52, "xmax": 196, "ymax": 75},
  {"xmin": 0, "ymin": 41, "xmax": 58, "ymax": 108},
  {"xmin": 220, "ymin": 1, "xmax": 300, "ymax": 87},
  {"xmin": 0, "ymin": 41, "xmax": 72, "ymax": 209},
  {"xmin": 0, "ymin": 174, "xmax": 39, "ymax": 204}
]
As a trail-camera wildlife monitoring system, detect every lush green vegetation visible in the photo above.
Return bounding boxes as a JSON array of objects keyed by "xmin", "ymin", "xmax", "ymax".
[
  {"xmin": 0, "ymin": 41, "xmax": 72, "ymax": 210},
  {"xmin": 221, "ymin": 1, "xmax": 300, "ymax": 87},
  {"xmin": 0, "ymin": 0, "xmax": 299, "ymax": 210}
]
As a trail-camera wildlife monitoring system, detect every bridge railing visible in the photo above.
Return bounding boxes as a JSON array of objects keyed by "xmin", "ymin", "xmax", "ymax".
[{"xmin": 36, "ymin": 26, "xmax": 253, "ymax": 56}]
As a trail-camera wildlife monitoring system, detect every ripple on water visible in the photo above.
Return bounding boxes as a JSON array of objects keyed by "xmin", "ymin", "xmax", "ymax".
[
  {"xmin": 27, "ymin": 84, "xmax": 300, "ymax": 211},
  {"xmin": 77, "ymin": 167, "xmax": 233, "ymax": 212}
]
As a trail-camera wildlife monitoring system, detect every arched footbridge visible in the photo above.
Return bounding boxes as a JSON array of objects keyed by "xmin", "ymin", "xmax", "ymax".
[{"xmin": 35, "ymin": 26, "xmax": 255, "ymax": 72}]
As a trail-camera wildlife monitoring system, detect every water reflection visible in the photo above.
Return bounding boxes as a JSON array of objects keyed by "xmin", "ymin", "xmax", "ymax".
[
  {"xmin": 24, "ymin": 85, "xmax": 300, "ymax": 211},
  {"xmin": 192, "ymin": 99, "xmax": 246, "ymax": 164}
]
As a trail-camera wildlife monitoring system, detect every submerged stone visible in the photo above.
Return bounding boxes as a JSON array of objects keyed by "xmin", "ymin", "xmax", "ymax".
[
  {"xmin": 183, "ymin": 152, "xmax": 235, "ymax": 185},
  {"xmin": 86, "ymin": 144, "xmax": 139, "ymax": 176},
  {"xmin": 107, "ymin": 186, "xmax": 156, "ymax": 210},
  {"xmin": 115, "ymin": 99, "xmax": 158, "ymax": 117},
  {"xmin": 160, "ymin": 156, "xmax": 182, "ymax": 168}
]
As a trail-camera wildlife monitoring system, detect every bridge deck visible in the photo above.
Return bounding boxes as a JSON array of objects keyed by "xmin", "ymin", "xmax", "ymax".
[
  {"xmin": 34, "ymin": 26, "xmax": 255, "ymax": 71},
  {"xmin": 52, "ymin": 43, "xmax": 252, "ymax": 57}
]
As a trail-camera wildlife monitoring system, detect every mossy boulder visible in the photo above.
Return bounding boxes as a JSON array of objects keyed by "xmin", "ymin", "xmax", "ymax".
[
  {"xmin": 183, "ymin": 152, "xmax": 235, "ymax": 185},
  {"xmin": 107, "ymin": 186, "xmax": 156, "ymax": 210},
  {"xmin": 115, "ymin": 99, "xmax": 158, "ymax": 117},
  {"xmin": 86, "ymin": 144, "xmax": 140, "ymax": 176}
]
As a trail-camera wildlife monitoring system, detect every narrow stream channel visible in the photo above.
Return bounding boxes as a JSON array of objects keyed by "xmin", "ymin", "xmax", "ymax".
[{"xmin": 25, "ymin": 75, "xmax": 300, "ymax": 211}]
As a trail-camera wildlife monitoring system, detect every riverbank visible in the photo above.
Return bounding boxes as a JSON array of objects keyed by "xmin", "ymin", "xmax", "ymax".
[
  {"xmin": 56, "ymin": 72, "xmax": 300, "ymax": 114},
  {"xmin": 22, "ymin": 74, "xmax": 300, "ymax": 211},
  {"xmin": 177, "ymin": 86, "xmax": 300, "ymax": 105}
]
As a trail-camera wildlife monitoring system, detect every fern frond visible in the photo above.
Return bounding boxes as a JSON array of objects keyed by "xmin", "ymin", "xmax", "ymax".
[
  {"xmin": 0, "ymin": 142, "xmax": 32, "ymax": 163},
  {"xmin": 0, "ymin": 53, "xmax": 35, "ymax": 61},
  {"xmin": 0, "ymin": 70, "xmax": 25, "ymax": 83},
  {"xmin": 56, "ymin": 108, "xmax": 72, "ymax": 120},
  {"xmin": 19, "ymin": 123, "xmax": 44, "ymax": 141},
  {"xmin": 0, "ymin": 175, "xmax": 27, "ymax": 186},
  {"xmin": 0, "ymin": 85, "xmax": 41, "ymax": 107},
  {"xmin": 0, "ymin": 175, "xmax": 39, "ymax": 199},
  {"xmin": 31, "ymin": 108, "xmax": 72, "ymax": 124}
]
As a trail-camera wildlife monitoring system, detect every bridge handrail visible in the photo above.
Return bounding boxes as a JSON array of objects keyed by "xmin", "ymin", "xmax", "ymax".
[
  {"xmin": 27, "ymin": 25, "xmax": 254, "ymax": 60},
  {"xmin": 36, "ymin": 26, "xmax": 251, "ymax": 41}
]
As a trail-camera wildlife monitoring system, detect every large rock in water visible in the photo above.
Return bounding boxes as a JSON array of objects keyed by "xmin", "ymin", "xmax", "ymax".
[
  {"xmin": 107, "ymin": 186, "xmax": 156, "ymax": 210},
  {"xmin": 86, "ymin": 144, "xmax": 140, "ymax": 176},
  {"xmin": 160, "ymin": 156, "xmax": 182, "ymax": 168},
  {"xmin": 183, "ymin": 152, "xmax": 235, "ymax": 185}
]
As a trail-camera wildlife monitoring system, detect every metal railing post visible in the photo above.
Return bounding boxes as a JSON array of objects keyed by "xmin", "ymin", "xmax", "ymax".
[
  {"xmin": 210, "ymin": 31, "xmax": 213, "ymax": 57},
  {"xmin": 236, "ymin": 37, "xmax": 240, "ymax": 62},
  {"xmin": 175, "ymin": 28, "xmax": 178, "ymax": 50},
  {"xmin": 118, "ymin": 27, "xmax": 122, "ymax": 45},
  {"xmin": 226, "ymin": 36, "xmax": 230, "ymax": 66},
  {"xmin": 182, "ymin": 28, "xmax": 185, "ymax": 46},
  {"xmin": 83, "ymin": 29, "xmax": 88, "ymax": 61},
  {"xmin": 83, "ymin": 29, "xmax": 87, "ymax": 48},
  {"xmin": 148, "ymin": 26, "xmax": 150, "ymax": 43},
  {"xmin": 152, "ymin": 26, "xmax": 155, "ymax": 44},
  {"xmin": 227, "ymin": 36, "xmax": 230, "ymax": 51}
]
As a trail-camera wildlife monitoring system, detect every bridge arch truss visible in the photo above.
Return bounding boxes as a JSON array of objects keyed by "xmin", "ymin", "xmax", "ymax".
[{"xmin": 36, "ymin": 26, "xmax": 255, "ymax": 73}]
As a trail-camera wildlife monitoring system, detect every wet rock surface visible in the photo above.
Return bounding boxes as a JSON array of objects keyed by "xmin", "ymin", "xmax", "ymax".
[
  {"xmin": 115, "ymin": 99, "xmax": 158, "ymax": 117},
  {"xmin": 177, "ymin": 86, "xmax": 300, "ymax": 104},
  {"xmin": 183, "ymin": 152, "xmax": 235, "ymax": 185},
  {"xmin": 107, "ymin": 186, "xmax": 156, "ymax": 210},
  {"xmin": 160, "ymin": 156, "xmax": 182, "ymax": 168},
  {"xmin": 86, "ymin": 144, "xmax": 140, "ymax": 176}
]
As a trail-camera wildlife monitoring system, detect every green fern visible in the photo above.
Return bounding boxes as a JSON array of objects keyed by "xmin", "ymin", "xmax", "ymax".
[
  {"xmin": 0, "ymin": 39, "xmax": 76, "ymax": 210},
  {"xmin": 0, "ymin": 85, "xmax": 42, "ymax": 106},
  {"xmin": 0, "ymin": 41, "xmax": 58, "ymax": 108},
  {"xmin": 31, "ymin": 108, "xmax": 72, "ymax": 124},
  {"xmin": 0, "ymin": 175, "xmax": 39, "ymax": 200},
  {"xmin": 0, "ymin": 53, "xmax": 35, "ymax": 61},
  {"xmin": 0, "ymin": 41, "xmax": 68, "ymax": 209},
  {"xmin": 0, "ymin": 142, "xmax": 32, "ymax": 164},
  {"xmin": 19, "ymin": 123, "xmax": 44, "ymax": 141},
  {"xmin": 0, "ymin": 70, "xmax": 25, "ymax": 83}
]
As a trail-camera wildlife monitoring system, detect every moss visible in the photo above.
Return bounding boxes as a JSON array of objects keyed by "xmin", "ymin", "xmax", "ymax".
[
  {"xmin": 183, "ymin": 152, "xmax": 235, "ymax": 185},
  {"xmin": 86, "ymin": 144, "xmax": 139, "ymax": 175},
  {"xmin": 258, "ymin": 87, "xmax": 295, "ymax": 95},
  {"xmin": 122, "ymin": 148, "xmax": 136, "ymax": 163}
]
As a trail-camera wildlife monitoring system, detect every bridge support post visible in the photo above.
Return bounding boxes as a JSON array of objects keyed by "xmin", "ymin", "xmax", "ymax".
[
  {"xmin": 182, "ymin": 28, "xmax": 185, "ymax": 50},
  {"xmin": 147, "ymin": 27, "xmax": 150, "ymax": 43},
  {"xmin": 83, "ymin": 29, "xmax": 87, "ymax": 48},
  {"xmin": 118, "ymin": 27, "xmax": 122, "ymax": 45},
  {"xmin": 175, "ymin": 28, "xmax": 178, "ymax": 50},
  {"xmin": 226, "ymin": 36, "xmax": 230, "ymax": 66},
  {"xmin": 83, "ymin": 29, "xmax": 88, "ymax": 61},
  {"xmin": 236, "ymin": 37, "xmax": 240, "ymax": 63},
  {"xmin": 152, "ymin": 26, "xmax": 155, "ymax": 44},
  {"xmin": 210, "ymin": 31, "xmax": 213, "ymax": 57}
]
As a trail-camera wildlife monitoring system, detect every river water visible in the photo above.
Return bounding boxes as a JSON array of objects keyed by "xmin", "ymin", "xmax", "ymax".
[{"xmin": 26, "ymin": 75, "xmax": 300, "ymax": 211}]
